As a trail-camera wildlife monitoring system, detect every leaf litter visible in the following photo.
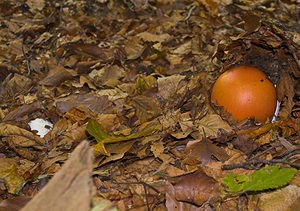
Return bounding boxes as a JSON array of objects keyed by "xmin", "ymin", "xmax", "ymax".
[{"xmin": 0, "ymin": 0, "xmax": 299, "ymax": 210}]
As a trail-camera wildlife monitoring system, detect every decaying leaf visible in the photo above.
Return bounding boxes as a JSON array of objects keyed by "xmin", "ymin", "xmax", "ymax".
[{"xmin": 0, "ymin": 158, "xmax": 25, "ymax": 194}]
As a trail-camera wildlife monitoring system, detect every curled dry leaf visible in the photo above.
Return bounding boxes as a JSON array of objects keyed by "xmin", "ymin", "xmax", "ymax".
[{"xmin": 0, "ymin": 123, "xmax": 45, "ymax": 146}]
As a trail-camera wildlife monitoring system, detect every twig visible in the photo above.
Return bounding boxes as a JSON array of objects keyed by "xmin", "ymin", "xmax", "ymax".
[
  {"xmin": 184, "ymin": 5, "xmax": 197, "ymax": 21},
  {"xmin": 222, "ymin": 149, "xmax": 300, "ymax": 170},
  {"xmin": 222, "ymin": 159, "xmax": 300, "ymax": 170},
  {"xmin": 113, "ymin": 180, "xmax": 161, "ymax": 211},
  {"xmin": 22, "ymin": 39, "xmax": 32, "ymax": 76}
]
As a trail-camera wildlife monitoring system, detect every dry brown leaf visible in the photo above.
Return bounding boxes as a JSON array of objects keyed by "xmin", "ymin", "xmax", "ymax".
[
  {"xmin": 21, "ymin": 141, "xmax": 93, "ymax": 211},
  {"xmin": 124, "ymin": 37, "xmax": 146, "ymax": 60},
  {"xmin": 249, "ymin": 185, "xmax": 300, "ymax": 211},
  {"xmin": 183, "ymin": 138, "xmax": 229, "ymax": 166},
  {"xmin": 55, "ymin": 93, "xmax": 110, "ymax": 114},
  {"xmin": 64, "ymin": 43, "xmax": 115, "ymax": 60},
  {"xmin": 0, "ymin": 196, "xmax": 31, "ymax": 211},
  {"xmin": 157, "ymin": 75, "xmax": 187, "ymax": 105},
  {"xmin": 132, "ymin": 95, "xmax": 162, "ymax": 123},
  {"xmin": 99, "ymin": 140, "xmax": 136, "ymax": 166},
  {"xmin": 3, "ymin": 101, "xmax": 42, "ymax": 122},
  {"xmin": 2, "ymin": 74, "xmax": 32, "ymax": 97},
  {"xmin": 137, "ymin": 32, "xmax": 173, "ymax": 43},
  {"xmin": 165, "ymin": 180, "xmax": 203, "ymax": 211},
  {"xmin": 40, "ymin": 61, "xmax": 76, "ymax": 86},
  {"xmin": 91, "ymin": 65, "xmax": 126, "ymax": 87},
  {"xmin": 193, "ymin": 114, "xmax": 232, "ymax": 138},
  {"xmin": 277, "ymin": 72, "xmax": 297, "ymax": 119},
  {"xmin": 169, "ymin": 169, "xmax": 220, "ymax": 206},
  {"xmin": 0, "ymin": 123, "xmax": 45, "ymax": 146}
]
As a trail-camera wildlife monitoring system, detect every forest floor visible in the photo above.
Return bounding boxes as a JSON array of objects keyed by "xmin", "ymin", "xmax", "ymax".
[{"xmin": 0, "ymin": 0, "xmax": 299, "ymax": 210}]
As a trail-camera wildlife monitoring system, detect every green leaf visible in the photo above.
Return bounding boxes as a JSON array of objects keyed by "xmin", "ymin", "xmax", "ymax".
[
  {"xmin": 221, "ymin": 166, "xmax": 297, "ymax": 193},
  {"xmin": 86, "ymin": 119, "xmax": 162, "ymax": 155},
  {"xmin": 86, "ymin": 119, "xmax": 110, "ymax": 142}
]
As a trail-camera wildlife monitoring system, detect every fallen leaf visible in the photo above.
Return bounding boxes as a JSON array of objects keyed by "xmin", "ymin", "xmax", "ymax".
[
  {"xmin": 252, "ymin": 185, "xmax": 300, "ymax": 211},
  {"xmin": 132, "ymin": 95, "xmax": 162, "ymax": 123},
  {"xmin": 193, "ymin": 114, "xmax": 232, "ymax": 138},
  {"xmin": 3, "ymin": 101, "xmax": 42, "ymax": 122},
  {"xmin": 0, "ymin": 196, "xmax": 31, "ymax": 211},
  {"xmin": 157, "ymin": 75, "xmax": 186, "ymax": 101},
  {"xmin": 0, "ymin": 123, "xmax": 45, "ymax": 146},
  {"xmin": 124, "ymin": 37, "xmax": 146, "ymax": 60},
  {"xmin": 137, "ymin": 32, "xmax": 173, "ymax": 43},
  {"xmin": 170, "ymin": 169, "xmax": 220, "ymax": 206},
  {"xmin": 183, "ymin": 138, "xmax": 229, "ymax": 166},
  {"xmin": 87, "ymin": 119, "xmax": 162, "ymax": 155},
  {"xmin": 55, "ymin": 93, "xmax": 110, "ymax": 114},
  {"xmin": 0, "ymin": 158, "xmax": 25, "ymax": 194},
  {"xmin": 39, "ymin": 61, "xmax": 76, "ymax": 86},
  {"xmin": 165, "ymin": 180, "xmax": 203, "ymax": 211}
]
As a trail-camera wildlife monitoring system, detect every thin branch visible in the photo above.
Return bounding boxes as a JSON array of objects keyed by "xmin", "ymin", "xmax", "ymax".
[
  {"xmin": 222, "ymin": 159, "xmax": 300, "ymax": 170},
  {"xmin": 184, "ymin": 5, "xmax": 197, "ymax": 21}
]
